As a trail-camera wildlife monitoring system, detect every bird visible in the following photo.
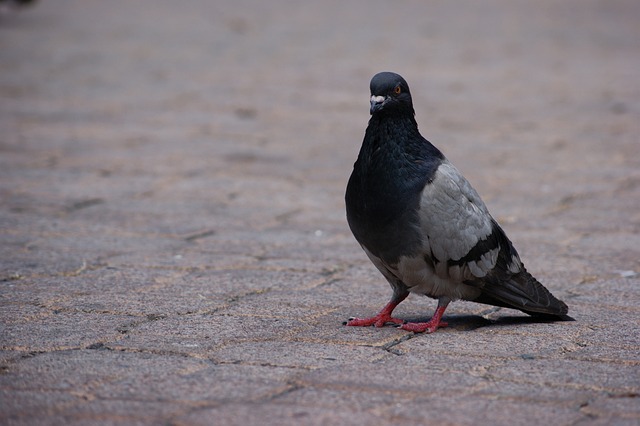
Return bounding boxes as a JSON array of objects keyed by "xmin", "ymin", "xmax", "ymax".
[{"xmin": 344, "ymin": 71, "xmax": 569, "ymax": 333}]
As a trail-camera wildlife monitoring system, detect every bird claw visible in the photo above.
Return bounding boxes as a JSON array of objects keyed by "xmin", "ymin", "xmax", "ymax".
[{"xmin": 343, "ymin": 317, "xmax": 356, "ymax": 326}]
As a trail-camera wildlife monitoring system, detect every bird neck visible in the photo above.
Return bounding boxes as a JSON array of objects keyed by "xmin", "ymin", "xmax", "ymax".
[
  {"xmin": 365, "ymin": 113, "xmax": 422, "ymax": 158},
  {"xmin": 369, "ymin": 110, "xmax": 418, "ymax": 129},
  {"xmin": 358, "ymin": 112, "xmax": 445, "ymax": 192}
]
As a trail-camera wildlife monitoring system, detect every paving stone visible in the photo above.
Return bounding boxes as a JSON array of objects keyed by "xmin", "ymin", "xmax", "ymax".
[
  {"xmin": 172, "ymin": 402, "xmax": 386, "ymax": 426},
  {"xmin": 212, "ymin": 340, "xmax": 395, "ymax": 370},
  {"xmin": 486, "ymin": 358, "xmax": 639, "ymax": 394},
  {"xmin": 295, "ymin": 355, "xmax": 495, "ymax": 397},
  {"xmin": 112, "ymin": 314, "xmax": 309, "ymax": 357},
  {"xmin": 0, "ymin": 389, "xmax": 81, "ymax": 425},
  {"xmin": 581, "ymin": 394, "xmax": 640, "ymax": 422},
  {"xmin": 1, "ymin": 312, "xmax": 136, "ymax": 351},
  {"xmin": 44, "ymin": 400, "xmax": 190, "ymax": 426},
  {"xmin": 383, "ymin": 395, "xmax": 584, "ymax": 426}
]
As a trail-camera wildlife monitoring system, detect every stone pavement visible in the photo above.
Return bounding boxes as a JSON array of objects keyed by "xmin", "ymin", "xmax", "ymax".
[{"xmin": 1, "ymin": 0, "xmax": 639, "ymax": 424}]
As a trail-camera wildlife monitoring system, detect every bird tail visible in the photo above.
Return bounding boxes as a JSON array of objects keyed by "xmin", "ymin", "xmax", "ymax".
[{"xmin": 476, "ymin": 269, "xmax": 569, "ymax": 318}]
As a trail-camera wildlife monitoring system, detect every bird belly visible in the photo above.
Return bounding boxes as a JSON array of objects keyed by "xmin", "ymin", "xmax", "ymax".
[{"xmin": 396, "ymin": 255, "xmax": 482, "ymax": 301}]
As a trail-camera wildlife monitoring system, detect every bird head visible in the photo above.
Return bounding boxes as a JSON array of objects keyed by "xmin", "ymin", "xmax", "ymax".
[{"xmin": 369, "ymin": 72, "xmax": 414, "ymax": 116}]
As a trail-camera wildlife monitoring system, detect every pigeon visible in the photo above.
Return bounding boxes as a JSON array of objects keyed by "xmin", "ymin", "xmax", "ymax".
[{"xmin": 344, "ymin": 71, "xmax": 569, "ymax": 333}]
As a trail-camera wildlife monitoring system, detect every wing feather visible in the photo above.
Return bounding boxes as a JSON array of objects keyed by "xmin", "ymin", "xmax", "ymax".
[{"xmin": 419, "ymin": 161, "xmax": 496, "ymax": 271}]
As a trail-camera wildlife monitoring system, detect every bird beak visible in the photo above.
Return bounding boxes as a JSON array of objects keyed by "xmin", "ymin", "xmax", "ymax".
[{"xmin": 370, "ymin": 95, "xmax": 386, "ymax": 114}]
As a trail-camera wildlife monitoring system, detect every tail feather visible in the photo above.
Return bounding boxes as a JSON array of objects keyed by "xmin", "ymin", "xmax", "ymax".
[{"xmin": 475, "ymin": 269, "xmax": 568, "ymax": 317}]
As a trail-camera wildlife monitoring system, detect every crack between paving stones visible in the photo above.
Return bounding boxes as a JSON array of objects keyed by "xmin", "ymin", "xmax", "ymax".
[
  {"xmin": 182, "ymin": 229, "xmax": 216, "ymax": 242},
  {"xmin": 0, "ymin": 342, "xmax": 221, "ymax": 368},
  {"xmin": 292, "ymin": 379, "xmax": 481, "ymax": 400},
  {"xmin": 299, "ymin": 333, "xmax": 417, "ymax": 356},
  {"xmin": 187, "ymin": 287, "xmax": 275, "ymax": 317},
  {"xmin": 90, "ymin": 344, "xmax": 219, "ymax": 361},
  {"xmin": 115, "ymin": 313, "xmax": 168, "ymax": 334},
  {"xmin": 574, "ymin": 401, "xmax": 601, "ymax": 424},
  {"xmin": 380, "ymin": 333, "xmax": 416, "ymax": 355},
  {"xmin": 24, "ymin": 302, "xmax": 161, "ymax": 318},
  {"xmin": 211, "ymin": 358, "xmax": 319, "ymax": 371},
  {"xmin": 20, "ymin": 296, "xmax": 228, "ymax": 319},
  {"xmin": 64, "ymin": 197, "xmax": 105, "ymax": 213},
  {"xmin": 2, "ymin": 260, "xmax": 109, "ymax": 282},
  {"xmin": 256, "ymin": 381, "xmax": 305, "ymax": 403},
  {"xmin": 0, "ymin": 272, "xmax": 25, "ymax": 282},
  {"xmin": 482, "ymin": 373, "xmax": 637, "ymax": 394},
  {"xmin": 97, "ymin": 262, "xmax": 338, "ymax": 274}
]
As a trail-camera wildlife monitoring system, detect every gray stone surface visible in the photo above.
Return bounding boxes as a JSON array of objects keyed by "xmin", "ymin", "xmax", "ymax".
[{"xmin": 1, "ymin": 0, "xmax": 639, "ymax": 424}]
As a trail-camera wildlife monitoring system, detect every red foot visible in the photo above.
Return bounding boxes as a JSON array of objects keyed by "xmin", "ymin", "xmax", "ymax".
[
  {"xmin": 400, "ymin": 319, "xmax": 448, "ymax": 333},
  {"xmin": 345, "ymin": 297, "xmax": 407, "ymax": 328},
  {"xmin": 399, "ymin": 304, "xmax": 449, "ymax": 333},
  {"xmin": 345, "ymin": 313, "xmax": 405, "ymax": 328}
]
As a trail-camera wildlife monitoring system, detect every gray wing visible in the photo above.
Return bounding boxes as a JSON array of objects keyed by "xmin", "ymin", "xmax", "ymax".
[
  {"xmin": 418, "ymin": 161, "xmax": 568, "ymax": 315},
  {"xmin": 418, "ymin": 160, "xmax": 521, "ymax": 280}
]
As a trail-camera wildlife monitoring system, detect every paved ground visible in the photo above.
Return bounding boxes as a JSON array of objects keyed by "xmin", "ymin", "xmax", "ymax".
[{"xmin": 1, "ymin": 0, "xmax": 639, "ymax": 425}]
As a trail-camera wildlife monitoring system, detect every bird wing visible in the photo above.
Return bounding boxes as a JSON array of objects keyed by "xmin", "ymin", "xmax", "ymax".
[
  {"xmin": 417, "ymin": 160, "xmax": 520, "ymax": 281},
  {"xmin": 414, "ymin": 160, "xmax": 568, "ymax": 315}
]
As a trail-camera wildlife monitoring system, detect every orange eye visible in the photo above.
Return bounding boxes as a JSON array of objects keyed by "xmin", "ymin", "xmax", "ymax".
[{"xmin": 394, "ymin": 86, "xmax": 402, "ymax": 94}]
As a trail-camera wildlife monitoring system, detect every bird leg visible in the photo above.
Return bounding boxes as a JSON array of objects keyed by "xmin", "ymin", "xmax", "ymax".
[
  {"xmin": 345, "ymin": 292, "xmax": 408, "ymax": 328},
  {"xmin": 400, "ymin": 299, "xmax": 449, "ymax": 333}
]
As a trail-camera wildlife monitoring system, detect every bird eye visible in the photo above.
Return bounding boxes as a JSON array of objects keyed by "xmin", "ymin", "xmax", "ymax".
[{"xmin": 394, "ymin": 86, "xmax": 402, "ymax": 94}]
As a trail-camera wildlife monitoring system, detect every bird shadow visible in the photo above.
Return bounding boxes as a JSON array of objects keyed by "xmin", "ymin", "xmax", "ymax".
[{"xmin": 401, "ymin": 313, "xmax": 575, "ymax": 332}]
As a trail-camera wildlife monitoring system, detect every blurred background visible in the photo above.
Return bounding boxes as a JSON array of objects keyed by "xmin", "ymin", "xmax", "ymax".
[{"xmin": 1, "ymin": 0, "xmax": 638, "ymax": 276}]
